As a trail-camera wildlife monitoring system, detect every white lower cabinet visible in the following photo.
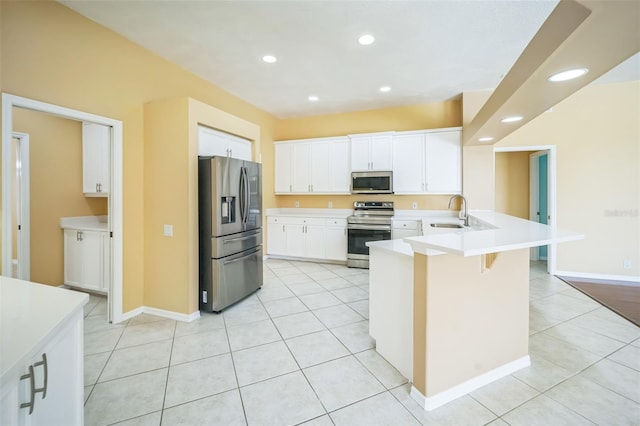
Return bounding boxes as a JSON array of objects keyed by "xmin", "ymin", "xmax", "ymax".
[
  {"xmin": 64, "ymin": 229, "xmax": 110, "ymax": 293},
  {"xmin": 325, "ymin": 219, "xmax": 348, "ymax": 261},
  {"xmin": 1, "ymin": 309, "xmax": 84, "ymax": 426},
  {"xmin": 392, "ymin": 220, "xmax": 422, "ymax": 239},
  {"xmin": 267, "ymin": 216, "xmax": 347, "ymax": 262}
]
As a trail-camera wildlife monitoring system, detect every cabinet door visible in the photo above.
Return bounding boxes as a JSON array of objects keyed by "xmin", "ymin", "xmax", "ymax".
[
  {"xmin": 81, "ymin": 231, "xmax": 103, "ymax": 292},
  {"xmin": 291, "ymin": 143, "xmax": 311, "ymax": 193},
  {"xmin": 310, "ymin": 141, "xmax": 330, "ymax": 193},
  {"xmin": 325, "ymin": 225, "xmax": 347, "ymax": 261},
  {"xmin": 228, "ymin": 138, "xmax": 252, "ymax": 161},
  {"xmin": 267, "ymin": 222, "xmax": 287, "ymax": 256},
  {"xmin": 63, "ymin": 230, "xmax": 83, "ymax": 287},
  {"xmin": 350, "ymin": 137, "xmax": 371, "ymax": 171},
  {"xmin": 82, "ymin": 123, "xmax": 110, "ymax": 196},
  {"xmin": 198, "ymin": 126, "xmax": 229, "ymax": 157},
  {"xmin": 305, "ymin": 225, "xmax": 325, "ymax": 259},
  {"xmin": 425, "ymin": 131, "xmax": 461, "ymax": 193},
  {"xmin": 330, "ymin": 139, "xmax": 351, "ymax": 193},
  {"xmin": 370, "ymin": 135, "xmax": 393, "ymax": 170},
  {"xmin": 393, "ymin": 134, "xmax": 425, "ymax": 193},
  {"xmin": 28, "ymin": 312, "xmax": 84, "ymax": 426},
  {"xmin": 392, "ymin": 228, "xmax": 421, "ymax": 239},
  {"xmin": 285, "ymin": 224, "xmax": 306, "ymax": 257},
  {"xmin": 274, "ymin": 143, "xmax": 293, "ymax": 193}
]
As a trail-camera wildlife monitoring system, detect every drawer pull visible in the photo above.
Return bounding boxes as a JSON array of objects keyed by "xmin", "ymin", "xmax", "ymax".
[{"xmin": 20, "ymin": 365, "xmax": 36, "ymax": 414}]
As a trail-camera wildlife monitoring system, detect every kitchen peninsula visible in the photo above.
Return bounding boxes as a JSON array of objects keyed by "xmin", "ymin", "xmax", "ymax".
[{"xmin": 368, "ymin": 211, "xmax": 583, "ymax": 411}]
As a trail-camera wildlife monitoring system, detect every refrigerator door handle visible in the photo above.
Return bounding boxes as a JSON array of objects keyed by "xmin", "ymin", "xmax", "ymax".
[{"xmin": 243, "ymin": 167, "xmax": 250, "ymax": 225}]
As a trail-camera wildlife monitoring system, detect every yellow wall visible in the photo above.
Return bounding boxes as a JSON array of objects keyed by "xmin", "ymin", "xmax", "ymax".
[
  {"xmin": 272, "ymin": 100, "xmax": 463, "ymax": 210},
  {"xmin": 13, "ymin": 108, "xmax": 107, "ymax": 285},
  {"xmin": 1, "ymin": 1, "xmax": 274, "ymax": 313},
  {"xmin": 464, "ymin": 82, "xmax": 639, "ymax": 279},
  {"xmin": 495, "ymin": 152, "xmax": 530, "ymax": 219},
  {"xmin": 496, "ymin": 81, "xmax": 640, "ymax": 278}
]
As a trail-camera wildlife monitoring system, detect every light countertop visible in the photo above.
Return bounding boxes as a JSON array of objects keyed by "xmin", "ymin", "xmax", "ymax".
[
  {"xmin": 405, "ymin": 210, "xmax": 583, "ymax": 257},
  {"xmin": 0, "ymin": 277, "xmax": 89, "ymax": 384},
  {"xmin": 60, "ymin": 215, "xmax": 108, "ymax": 231}
]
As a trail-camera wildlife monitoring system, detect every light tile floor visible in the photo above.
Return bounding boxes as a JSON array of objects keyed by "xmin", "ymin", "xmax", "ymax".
[{"xmin": 82, "ymin": 260, "xmax": 640, "ymax": 425}]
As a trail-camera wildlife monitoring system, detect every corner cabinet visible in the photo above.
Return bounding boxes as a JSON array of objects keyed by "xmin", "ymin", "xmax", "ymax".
[
  {"xmin": 274, "ymin": 137, "xmax": 350, "ymax": 194},
  {"xmin": 64, "ymin": 229, "xmax": 110, "ymax": 294},
  {"xmin": 392, "ymin": 128, "xmax": 461, "ymax": 194},
  {"xmin": 82, "ymin": 122, "xmax": 110, "ymax": 197}
]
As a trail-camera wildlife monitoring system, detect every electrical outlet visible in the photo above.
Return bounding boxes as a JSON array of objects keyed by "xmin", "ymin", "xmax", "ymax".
[
  {"xmin": 623, "ymin": 259, "xmax": 632, "ymax": 269},
  {"xmin": 328, "ymin": 201, "xmax": 333, "ymax": 209},
  {"xmin": 295, "ymin": 200, "xmax": 300, "ymax": 208},
  {"xmin": 412, "ymin": 202, "xmax": 418, "ymax": 209},
  {"xmin": 163, "ymin": 224, "xmax": 173, "ymax": 237}
]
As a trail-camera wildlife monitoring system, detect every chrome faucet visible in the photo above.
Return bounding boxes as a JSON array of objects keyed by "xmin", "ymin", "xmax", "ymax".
[{"xmin": 448, "ymin": 195, "xmax": 469, "ymax": 227}]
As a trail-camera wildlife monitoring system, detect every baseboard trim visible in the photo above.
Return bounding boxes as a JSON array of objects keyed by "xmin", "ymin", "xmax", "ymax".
[
  {"xmin": 120, "ymin": 306, "xmax": 200, "ymax": 323},
  {"xmin": 265, "ymin": 254, "xmax": 347, "ymax": 266},
  {"xmin": 555, "ymin": 270, "xmax": 640, "ymax": 286},
  {"xmin": 410, "ymin": 355, "xmax": 531, "ymax": 411}
]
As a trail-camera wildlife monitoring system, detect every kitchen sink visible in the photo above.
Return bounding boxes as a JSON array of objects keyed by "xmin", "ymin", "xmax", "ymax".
[{"xmin": 430, "ymin": 223, "xmax": 464, "ymax": 229}]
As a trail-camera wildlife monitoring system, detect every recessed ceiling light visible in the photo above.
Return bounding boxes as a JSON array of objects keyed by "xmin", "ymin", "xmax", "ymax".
[
  {"xmin": 548, "ymin": 68, "xmax": 588, "ymax": 82},
  {"xmin": 262, "ymin": 55, "xmax": 277, "ymax": 64},
  {"xmin": 358, "ymin": 34, "xmax": 375, "ymax": 45},
  {"xmin": 379, "ymin": 86, "xmax": 391, "ymax": 92},
  {"xmin": 501, "ymin": 116, "xmax": 523, "ymax": 123},
  {"xmin": 478, "ymin": 137, "xmax": 494, "ymax": 142},
  {"xmin": 308, "ymin": 95, "xmax": 319, "ymax": 102}
]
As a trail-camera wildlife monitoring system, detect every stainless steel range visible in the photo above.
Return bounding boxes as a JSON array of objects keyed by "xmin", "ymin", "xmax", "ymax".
[{"xmin": 347, "ymin": 201, "xmax": 394, "ymax": 268}]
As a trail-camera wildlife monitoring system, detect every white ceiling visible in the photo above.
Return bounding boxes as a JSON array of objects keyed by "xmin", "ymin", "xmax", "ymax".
[{"xmin": 59, "ymin": 0, "xmax": 639, "ymax": 119}]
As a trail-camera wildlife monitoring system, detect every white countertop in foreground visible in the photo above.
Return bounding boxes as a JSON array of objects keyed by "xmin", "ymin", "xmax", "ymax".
[
  {"xmin": 405, "ymin": 211, "xmax": 583, "ymax": 257},
  {"xmin": 60, "ymin": 215, "xmax": 108, "ymax": 231},
  {"xmin": 0, "ymin": 277, "xmax": 89, "ymax": 384}
]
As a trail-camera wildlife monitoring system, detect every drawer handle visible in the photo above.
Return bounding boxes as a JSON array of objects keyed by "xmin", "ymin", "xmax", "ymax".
[
  {"xmin": 34, "ymin": 353, "xmax": 48, "ymax": 399},
  {"xmin": 20, "ymin": 365, "xmax": 36, "ymax": 415}
]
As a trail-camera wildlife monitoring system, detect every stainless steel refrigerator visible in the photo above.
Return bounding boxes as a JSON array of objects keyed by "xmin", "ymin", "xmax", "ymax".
[{"xmin": 198, "ymin": 156, "xmax": 263, "ymax": 312}]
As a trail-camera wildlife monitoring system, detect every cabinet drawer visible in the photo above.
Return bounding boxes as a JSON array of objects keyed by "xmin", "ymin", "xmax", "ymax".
[
  {"xmin": 326, "ymin": 218, "xmax": 347, "ymax": 227},
  {"xmin": 392, "ymin": 220, "xmax": 419, "ymax": 230},
  {"xmin": 286, "ymin": 217, "xmax": 326, "ymax": 226}
]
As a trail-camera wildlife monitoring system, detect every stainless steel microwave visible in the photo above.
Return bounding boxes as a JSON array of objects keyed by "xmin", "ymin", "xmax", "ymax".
[{"xmin": 351, "ymin": 171, "xmax": 393, "ymax": 194}]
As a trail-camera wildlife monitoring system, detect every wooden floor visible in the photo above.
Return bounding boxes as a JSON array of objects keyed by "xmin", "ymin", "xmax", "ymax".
[{"xmin": 558, "ymin": 277, "xmax": 640, "ymax": 327}]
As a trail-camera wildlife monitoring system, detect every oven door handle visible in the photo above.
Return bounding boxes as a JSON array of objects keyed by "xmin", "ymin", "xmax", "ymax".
[{"xmin": 348, "ymin": 224, "xmax": 391, "ymax": 231}]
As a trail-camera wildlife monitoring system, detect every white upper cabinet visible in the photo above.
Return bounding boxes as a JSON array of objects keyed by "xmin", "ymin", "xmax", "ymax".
[
  {"xmin": 349, "ymin": 133, "xmax": 393, "ymax": 171},
  {"xmin": 392, "ymin": 133, "xmax": 425, "ymax": 194},
  {"xmin": 392, "ymin": 128, "xmax": 461, "ymax": 194},
  {"xmin": 274, "ymin": 142, "xmax": 293, "ymax": 193},
  {"xmin": 425, "ymin": 130, "xmax": 461, "ymax": 193},
  {"xmin": 274, "ymin": 137, "xmax": 350, "ymax": 194},
  {"xmin": 82, "ymin": 122, "xmax": 110, "ymax": 197},
  {"xmin": 198, "ymin": 125, "xmax": 252, "ymax": 161}
]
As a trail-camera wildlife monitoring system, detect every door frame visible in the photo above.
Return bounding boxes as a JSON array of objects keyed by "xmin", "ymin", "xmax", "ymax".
[
  {"xmin": 529, "ymin": 151, "xmax": 550, "ymax": 261},
  {"xmin": 2, "ymin": 93, "xmax": 124, "ymax": 323},
  {"xmin": 494, "ymin": 145, "xmax": 557, "ymax": 274},
  {"xmin": 11, "ymin": 132, "xmax": 30, "ymax": 280}
]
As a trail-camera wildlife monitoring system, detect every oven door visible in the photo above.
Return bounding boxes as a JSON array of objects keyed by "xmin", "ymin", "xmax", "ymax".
[{"xmin": 347, "ymin": 224, "xmax": 391, "ymax": 257}]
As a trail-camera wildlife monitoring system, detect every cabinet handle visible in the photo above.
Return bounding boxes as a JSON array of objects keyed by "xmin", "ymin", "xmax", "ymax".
[
  {"xmin": 289, "ymin": 184, "xmax": 292, "ymax": 192},
  {"xmin": 229, "ymin": 149, "xmax": 233, "ymax": 157},
  {"xmin": 77, "ymin": 231, "xmax": 83, "ymax": 242},
  {"xmin": 33, "ymin": 353, "xmax": 48, "ymax": 398},
  {"xmin": 20, "ymin": 365, "xmax": 36, "ymax": 415}
]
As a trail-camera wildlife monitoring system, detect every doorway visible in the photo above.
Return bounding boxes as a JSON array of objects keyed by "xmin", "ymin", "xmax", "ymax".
[
  {"xmin": 2, "ymin": 93, "xmax": 124, "ymax": 323},
  {"xmin": 494, "ymin": 145, "xmax": 557, "ymax": 274},
  {"xmin": 10, "ymin": 132, "xmax": 30, "ymax": 279}
]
